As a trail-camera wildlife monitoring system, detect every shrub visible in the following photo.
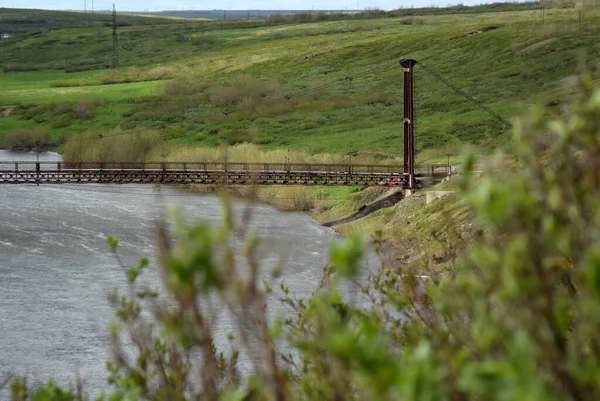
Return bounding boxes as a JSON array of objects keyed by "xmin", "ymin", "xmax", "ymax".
[
  {"xmin": 225, "ymin": 128, "xmax": 251, "ymax": 145},
  {"xmin": 208, "ymin": 85, "xmax": 249, "ymax": 107},
  {"xmin": 50, "ymin": 101, "xmax": 73, "ymax": 116},
  {"xmin": 208, "ymin": 75, "xmax": 281, "ymax": 108},
  {"xmin": 164, "ymin": 77, "xmax": 205, "ymax": 97},
  {"xmin": 144, "ymin": 65, "xmax": 178, "ymax": 81},
  {"xmin": 2, "ymin": 64, "xmax": 40, "ymax": 72},
  {"xmin": 74, "ymin": 98, "xmax": 97, "ymax": 120},
  {"xmin": 3, "ymin": 129, "xmax": 50, "ymax": 151},
  {"xmin": 98, "ymin": 67, "xmax": 141, "ymax": 85},
  {"xmin": 51, "ymin": 119, "xmax": 72, "ymax": 129}
]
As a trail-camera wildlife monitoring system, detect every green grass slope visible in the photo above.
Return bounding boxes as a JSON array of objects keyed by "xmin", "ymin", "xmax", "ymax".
[
  {"xmin": 0, "ymin": 7, "xmax": 174, "ymax": 33},
  {"xmin": 0, "ymin": 5, "xmax": 598, "ymax": 158}
]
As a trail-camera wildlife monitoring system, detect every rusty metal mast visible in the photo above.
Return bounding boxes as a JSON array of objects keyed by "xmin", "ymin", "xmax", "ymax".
[{"xmin": 400, "ymin": 58, "xmax": 417, "ymax": 190}]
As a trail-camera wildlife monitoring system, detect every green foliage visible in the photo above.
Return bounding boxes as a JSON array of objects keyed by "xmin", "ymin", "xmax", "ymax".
[
  {"xmin": 74, "ymin": 97, "xmax": 102, "ymax": 120},
  {"xmin": 10, "ymin": 378, "xmax": 79, "ymax": 401},
  {"xmin": 329, "ymin": 233, "xmax": 365, "ymax": 277},
  {"xmin": 107, "ymin": 236, "xmax": 119, "ymax": 252},
  {"xmin": 207, "ymin": 75, "xmax": 281, "ymax": 108},
  {"xmin": 164, "ymin": 77, "xmax": 206, "ymax": 97}
]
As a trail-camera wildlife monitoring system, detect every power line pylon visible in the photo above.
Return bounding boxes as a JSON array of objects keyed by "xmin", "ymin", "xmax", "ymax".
[{"xmin": 111, "ymin": 4, "xmax": 119, "ymax": 69}]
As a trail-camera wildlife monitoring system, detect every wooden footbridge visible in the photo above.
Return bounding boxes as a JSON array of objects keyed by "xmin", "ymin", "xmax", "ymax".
[{"xmin": 0, "ymin": 161, "xmax": 448, "ymax": 187}]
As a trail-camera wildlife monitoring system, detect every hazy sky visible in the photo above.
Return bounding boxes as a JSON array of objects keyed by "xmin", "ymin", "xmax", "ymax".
[{"xmin": 1, "ymin": 0, "xmax": 487, "ymax": 12}]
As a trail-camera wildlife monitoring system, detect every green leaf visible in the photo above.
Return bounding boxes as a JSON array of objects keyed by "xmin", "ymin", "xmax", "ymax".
[
  {"xmin": 329, "ymin": 232, "xmax": 364, "ymax": 278},
  {"xmin": 107, "ymin": 235, "xmax": 119, "ymax": 253}
]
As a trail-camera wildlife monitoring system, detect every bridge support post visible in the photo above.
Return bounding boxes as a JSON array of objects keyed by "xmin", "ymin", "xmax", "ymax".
[{"xmin": 400, "ymin": 58, "xmax": 417, "ymax": 190}]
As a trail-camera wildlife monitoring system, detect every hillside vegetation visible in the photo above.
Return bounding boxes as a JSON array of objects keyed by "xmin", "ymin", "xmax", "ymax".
[
  {"xmin": 0, "ymin": 7, "xmax": 174, "ymax": 33},
  {"xmin": 0, "ymin": 4, "xmax": 599, "ymax": 159}
]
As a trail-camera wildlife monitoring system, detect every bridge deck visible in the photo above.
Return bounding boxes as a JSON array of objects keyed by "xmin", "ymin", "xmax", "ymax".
[{"xmin": 0, "ymin": 162, "xmax": 448, "ymax": 187}]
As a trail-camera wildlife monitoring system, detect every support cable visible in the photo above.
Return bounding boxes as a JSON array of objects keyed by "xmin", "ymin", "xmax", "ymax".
[{"xmin": 416, "ymin": 62, "xmax": 513, "ymax": 128}]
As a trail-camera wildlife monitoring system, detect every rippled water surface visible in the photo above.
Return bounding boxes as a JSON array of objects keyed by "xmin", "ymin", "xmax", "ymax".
[{"xmin": 0, "ymin": 150, "xmax": 378, "ymax": 393}]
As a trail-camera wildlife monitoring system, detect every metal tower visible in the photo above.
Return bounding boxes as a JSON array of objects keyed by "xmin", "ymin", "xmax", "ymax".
[{"xmin": 400, "ymin": 58, "xmax": 417, "ymax": 190}]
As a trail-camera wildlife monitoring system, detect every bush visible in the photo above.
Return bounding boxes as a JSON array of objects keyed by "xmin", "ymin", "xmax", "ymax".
[
  {"xmin": 164, "ymin": 77, "xmax": 205, "ymax": 97},
  {"xmin": 50, "ymin": 101, "xmax": 73, "ymax": 116},
  {"xmin": 208, "ymin": 84, "xmax": 249, "ymax": 107},
  {"xmin": 3, "ymin": 129, "xmax": 50, "ymax": 151},
  {"xmin": 98, "ymin": 67, "xmax": 142, "ymax": 85},
  {"xmin": 225, "ymin": 128, "xmax": 251, "ymax": 145},
  {"xmin": 2, "ymin": 64, "xmax": 40, "ymax": 72},
  {"xmin": 51, "ymin": 119, "xmax": 72, "ymax": 129},
  {"xmin": 74, "ymin": 98, "xmax": 97, "ymax": 120},
  {"xmin": 208, "ymin": 75, "xmax": 281, "ymax": 107},
  {"xmin": 144, "ymin": 65, "xmax": 178, "ymax": 81}
]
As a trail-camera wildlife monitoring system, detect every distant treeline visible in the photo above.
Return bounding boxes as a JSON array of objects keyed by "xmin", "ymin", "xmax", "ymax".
[
  {"xmin": 153, "ymin": 2, "xmax": 544, "ymax": 22},
  {"xmin": 151, "ymin": 9, "xmax": 361, "ymax": 21}
]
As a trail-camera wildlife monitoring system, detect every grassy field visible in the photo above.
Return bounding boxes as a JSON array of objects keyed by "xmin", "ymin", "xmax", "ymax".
[
  {"xmin": 0, "ymin": 5, "xmax": 599, "ymax": 159},
  {"xmin": 0, "ymin": 71, "xmax": 164, "ymax": 103}
]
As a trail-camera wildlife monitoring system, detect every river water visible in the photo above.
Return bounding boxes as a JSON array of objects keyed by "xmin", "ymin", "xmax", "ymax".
[{"xmin": 0, "ymin": 150, "xmax": 379, "ymax": 394}]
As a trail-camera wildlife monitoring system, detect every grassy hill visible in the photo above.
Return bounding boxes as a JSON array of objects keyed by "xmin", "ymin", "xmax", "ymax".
[
  {"xmin": 0, "ymin": 7, "xmax": 175, "ymax": 33},
  {"xmin": 0, "ymin": 4, "xmax": 598, "ymax": 159}
]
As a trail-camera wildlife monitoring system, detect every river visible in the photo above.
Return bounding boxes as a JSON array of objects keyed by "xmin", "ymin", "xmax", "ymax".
[{"xmin": 0, "ymin": 150, "xmax": 379, "ymax": 394}]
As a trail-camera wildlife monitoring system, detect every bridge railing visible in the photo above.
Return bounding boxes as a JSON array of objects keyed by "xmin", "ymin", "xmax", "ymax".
[{"xmin": 0, "ymin": 161, "xmax": 450, "ymax": 176}]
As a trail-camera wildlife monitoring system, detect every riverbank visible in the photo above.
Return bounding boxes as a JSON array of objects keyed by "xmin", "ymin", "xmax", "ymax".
[{"xmin": 185, "ymin": 175, "xmax": 466, "ymax": 269}]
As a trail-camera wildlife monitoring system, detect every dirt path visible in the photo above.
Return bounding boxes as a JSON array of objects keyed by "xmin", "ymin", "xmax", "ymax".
[{"xmin": 322, "ymin": 190, "xmax": 405, "ymax": 227}]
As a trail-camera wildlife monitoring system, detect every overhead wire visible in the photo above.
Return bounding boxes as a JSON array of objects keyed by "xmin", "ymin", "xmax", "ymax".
[{"xmin": 416, "ymin": 62, "xmax": 513, "ymax": 128}]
